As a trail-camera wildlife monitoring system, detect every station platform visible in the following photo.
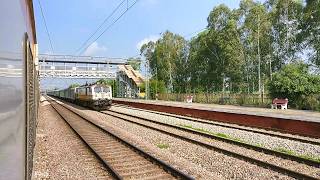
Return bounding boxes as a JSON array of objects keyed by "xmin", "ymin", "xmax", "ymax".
[
  {"xmin": 114, "ymin": 98, "xmax": 320, "ymax": 123},
  {"xmin": 113, "ymin": 98, "xmax": 320, "ymax": 138}
]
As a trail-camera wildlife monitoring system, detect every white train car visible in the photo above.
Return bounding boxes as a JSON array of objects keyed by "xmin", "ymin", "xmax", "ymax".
[
  {"xmin": 0, "ymin": 0, "xmax": 38, "ymax": 180},
  {"xmin": 48, "ymin": 84, "xmax": 112, "ymax": 110},
  {"xmin": 75, "ymin": 84, "xmax": 112, "ymax": 110}
]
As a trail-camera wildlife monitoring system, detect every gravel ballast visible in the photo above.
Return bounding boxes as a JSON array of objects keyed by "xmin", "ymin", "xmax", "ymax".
[
  {"xmin": 32, "ymin": 98, "xmax": 111, "ymax": 179},
  {"xmin": 104, "ymin": 110, "xmax": 320, "ymax": 178},
  {"xmin": 61, "ymin": 101, "xmax": 292, "ymax": 179},
  {"xmin": 51, "ymin": 101, "xmax": 181, "ymax": 179},
  {"xmin": 110, "ymin": 105, "xmax": 320, "ymax": 159}
]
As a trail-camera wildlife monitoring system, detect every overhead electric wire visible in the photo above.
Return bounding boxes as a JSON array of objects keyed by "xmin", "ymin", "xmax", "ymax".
[
  {"xmin": 37, "ymin": 0, "xmax": 54, "ymax": 54},
  {"xmin": 78, "ymin": 0, "xmax": 140, "ymax": 55},
  {"xmin": 74, "ymin": 0, "xmax": 126, "ymax": 54}
]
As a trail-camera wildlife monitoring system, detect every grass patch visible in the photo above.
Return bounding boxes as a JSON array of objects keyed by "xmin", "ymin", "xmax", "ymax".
[
  {"xmin": 233, "ymin": 137, "xmax": 246, "ymax": 143},
  {"xmin": 179, "ymin": 124, "xmax": 213, "ymax": 134},
  {"xmin": 156, "ymin": 143, "xmax": 170, "ymax": 149},
  {"xmin": 254, "ymin": 143, "xmax": 264, "ymax": 148},
  {"xmin": 180, "ymin": 124, "xmax": 320, "ymax": 163},
  {"xmin": 179, "ymin": 124, "xmax": 320, "ymax": 162},
  {"xmin": 216, "ymin": 133, "xmax": 229, "ymax": 138},
  {"xmin": 274, "ymin": 147, "xmax": 295, "ymax": 155},
  {"xmin": 273, "ymin": 147, "xmax": 320, "ymax": 162},
  {"xmin": 178, "ymin": 124, "xmax": 244, "ymax": 142},
  {"xmin": 298, "ymin": 154, "xmax": 320, "ymax": 162}
]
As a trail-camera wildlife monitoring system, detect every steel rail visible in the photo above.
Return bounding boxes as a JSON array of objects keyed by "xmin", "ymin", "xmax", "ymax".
[
  {"xmin": 112, "ymin": 100, "xmax": 320, "ymax": 138},
  {"xmin": 112, "ymin": 103, "xmax": 320, "ymax": 146},
  {"xmin": 106, "ymin": 108, "xmax": 320, "ymax": 167},
  {"xmin": 48, "ymin": 97, "xmax": 194, "ymax": 180},
  {"xmin": 49, "ymin": 100, "xmax": 122, "ymax": 180},
  {"xmin": 101, "ymin": 110, "xmax": 319, "ymax": 180}
]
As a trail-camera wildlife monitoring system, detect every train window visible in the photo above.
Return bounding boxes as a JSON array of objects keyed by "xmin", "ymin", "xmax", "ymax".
[
  {"xmin": 86, "ymin": 87, "xmax": 91, "ymax": 95},
  {"xmin": 102, "ymin": 87, "xmax": 110, "ymax": 93},
  {"xmin": 94, "ymin": 87, "xmax": 102, "ymax": 93},
  {"xmin": 78, "ymin": 88, "xmax": 85, "ymax": 95}
]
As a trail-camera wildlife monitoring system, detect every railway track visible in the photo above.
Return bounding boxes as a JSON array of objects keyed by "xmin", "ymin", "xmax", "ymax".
[
  {"xmin": 112, "ymin": 100, "xmax": 320, "ymax": 138},
  {"xmin": 112, "ymin": 103, "xmax": 320, "ymax": 146},
  {"xmin": 48, "ymin": 98, "xmax": 194, "ymax": 180},
  {"xmin": 106, "ymin": 107, "xmax": 320, "ymax": 167},
  {"xmin": 101, "ymin": 109, "xmax": 320, "ymax": 180}
]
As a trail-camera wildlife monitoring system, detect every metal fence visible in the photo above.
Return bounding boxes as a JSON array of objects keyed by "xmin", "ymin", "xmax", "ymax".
[{"xmin": 158, "ymin": 93, "xmax": 272, "ymax": 107}]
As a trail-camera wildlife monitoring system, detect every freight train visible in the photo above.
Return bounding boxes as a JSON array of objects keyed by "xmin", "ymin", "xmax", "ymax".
[
  {"xmin": 48, "ymin": 83, "xmax": 112, "ymax": 110},
  {"xmin": 0, "ymin": 0, "xmax": 39, "ymax": 179}
]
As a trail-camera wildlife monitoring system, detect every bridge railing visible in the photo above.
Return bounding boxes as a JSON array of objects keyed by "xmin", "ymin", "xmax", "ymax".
[{"xmin": 39, "ymin": 69, "xmax": 116, "ymax": 78}]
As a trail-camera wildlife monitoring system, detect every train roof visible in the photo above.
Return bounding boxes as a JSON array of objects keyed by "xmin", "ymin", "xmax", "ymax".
[{"xmin": 76, "ymin": 83, "xmax": 111, "ymax": 88}]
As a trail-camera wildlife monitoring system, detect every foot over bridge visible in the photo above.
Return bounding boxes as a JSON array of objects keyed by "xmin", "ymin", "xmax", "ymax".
[{"xmin": 38, "ymin": 54, "xmax": 128, "ymax": 79}]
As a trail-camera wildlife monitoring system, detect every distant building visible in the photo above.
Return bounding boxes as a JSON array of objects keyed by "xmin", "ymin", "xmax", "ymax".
[{"xmin": 116, "ymin": 65, "xmax": 144, "ymax": 98}]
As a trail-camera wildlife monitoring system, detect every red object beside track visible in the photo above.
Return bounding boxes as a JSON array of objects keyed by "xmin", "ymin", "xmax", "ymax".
[{"xmin": 113, "ymin": 99, "xmax": 320, "ymax": 138}]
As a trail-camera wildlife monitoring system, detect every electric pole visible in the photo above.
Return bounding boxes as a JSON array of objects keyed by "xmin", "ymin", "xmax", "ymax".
[{"xmin": 257, "ymin": 14, "xmax": 261, "ymax": 99}]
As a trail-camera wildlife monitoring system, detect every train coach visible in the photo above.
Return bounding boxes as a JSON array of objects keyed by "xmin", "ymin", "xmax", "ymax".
[
  {"xmin": 48, "ymin": 83, "xmax": 112, "ymax": 110},
  {"xmin": 0, "ymin": 0, "xmax": 39, "ymax": 179}
]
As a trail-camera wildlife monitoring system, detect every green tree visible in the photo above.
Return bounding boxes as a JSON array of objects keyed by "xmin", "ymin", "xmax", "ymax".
[
  {"xmin": 301, "ymin": 0, "xmax": 320, "ymax": 67},
  {"xmin": 96, "ymin": 79, "xmax": 113, "ymax": 85},
  {"xmin": 69, "ymin": 83, "xmax": 80, "ymax": 88},
  {"xmin": 96, "ymin": 79, "xmax": 117, "ymax": 97},
  {"xmin": 139, "ymin": 79, "xmax": 166, "ymax": 99},
  {"xmin": 237, "ymin": 0, "xmax": 272, "ymax": 95},
  {"xmin": 268, "ymin": 62, "xmax": 320, "ymax": 109},
  {"xmin": 140, "ymin": 31, "xmax": 188, "ymax": 93},
  {"xmin": 267, "ymin": 0, "xmax": 304, "ymax": 68},
  {"xmin": 189, "ymin": 4, "xmax": 245, "ymax": 94},
  {"xmin": 136, "ymin": 1, "xmax": 320, "ymax": 110},
  {"xmin": 127, "ymin": 57, "xmax": 142, "ymax": 71}
]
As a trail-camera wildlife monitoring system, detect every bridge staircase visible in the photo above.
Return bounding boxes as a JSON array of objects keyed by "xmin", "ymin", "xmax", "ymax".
[{"xmin": 117, "ymin": 65, "xmax": 144, "ymax": 98}]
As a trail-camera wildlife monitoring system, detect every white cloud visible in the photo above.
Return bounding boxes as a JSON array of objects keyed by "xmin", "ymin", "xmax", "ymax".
[
  {"xmin": 83, "ymin": 42, "xmax": 107, "ymax": 56},
  {"xmin": 136, "ymin": 35, "xmax": 159, "ymax": 50}
]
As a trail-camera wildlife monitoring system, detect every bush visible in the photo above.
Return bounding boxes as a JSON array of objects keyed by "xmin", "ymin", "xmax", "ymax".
[
  {"xmin": 297, "ymin": 95, "xmax": 320, "ymax": 111},
  {"xmin": 139, "ymin": 79, "xmax": 167, "ymax": 99},
  {"xmin": 268, "ymin": 63, "xmax": 320, "ymax": 110},
  {"xmin": 69, "ymin": 83, "xmax": 80, "ymax": 88}
]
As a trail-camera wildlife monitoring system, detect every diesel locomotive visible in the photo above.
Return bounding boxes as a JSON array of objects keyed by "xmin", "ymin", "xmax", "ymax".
[{"xmin": 48, "ymin": 83, "xmax": 112, "ymax": 110}]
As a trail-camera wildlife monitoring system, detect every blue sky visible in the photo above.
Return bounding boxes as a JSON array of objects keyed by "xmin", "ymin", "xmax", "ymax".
[{"xmin": 34, "ymin": 0, "xmax": 242, "ymax": 59}]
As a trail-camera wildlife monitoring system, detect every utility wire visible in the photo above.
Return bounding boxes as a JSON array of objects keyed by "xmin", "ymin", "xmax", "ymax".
[
  {"xmin": 78, "ymin": 0, "xmax": 140, "ymax": 55},
  {"xmin": 37, "ymin": 0, "xmax": 54, "ymax": 54},
  {"xmin": 74, "ymin": 0, "xmax": 126, "ymax": 54}
]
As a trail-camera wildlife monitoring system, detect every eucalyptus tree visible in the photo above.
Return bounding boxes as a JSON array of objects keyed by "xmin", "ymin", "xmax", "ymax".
[
  {"xmin": 301, "ymin": 0, "xmax": 320, "ymax": 67},
  {"xmin": 207, "ymin": 4, "xmax": 245, "ymax": 93},
  {"xmin": 140, "ymin": 31, "xmax": 188, "ymax": 93},
  {"xmin": 140, "ymin": 41, "xmax": 155, "ymax": 98},
  {"xmin": 267, "ymin": 0, "xmax": 304, "ymax": 68},
  {"xmin": 188, "ymin": 30, "xmax": 219, "ymax": 93},
  {"xmin": 188, "ymin": 4, "xmax": 245, "ymax": 95},
  {"xmin": 140, "ymin": 41, "xmax": 155, "ymax": 69},
  {"xmin": 237, "ymin": 0, "xmax": 271, "ymax": 95},
  {"xmin": 127, "ymin": 57, "xmax": 142, "ymax": 71}
]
